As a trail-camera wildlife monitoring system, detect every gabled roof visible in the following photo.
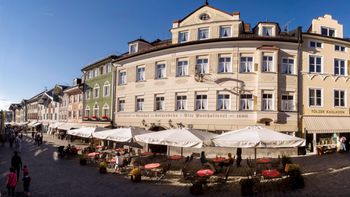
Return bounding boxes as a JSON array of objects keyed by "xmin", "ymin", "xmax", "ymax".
[
  {"xmin": 81, "ymin": 55, "xmax": 118, "ymax": 72},
  {"xmin": 252, "ymin": 22, "xmax": 282, "ymax": 33},
  {"xmin": 128, "ymin": 38, "xmax": 150, "ymax": 44}
]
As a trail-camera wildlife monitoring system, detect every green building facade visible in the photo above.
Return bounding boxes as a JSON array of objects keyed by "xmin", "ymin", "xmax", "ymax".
[{"xmin": 82, "ymin": 55, "xmax": 117, "ymax": 126}]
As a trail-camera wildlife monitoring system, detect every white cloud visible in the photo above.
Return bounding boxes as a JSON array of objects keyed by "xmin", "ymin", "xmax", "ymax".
[{"xmin": 0, "ymin": 98, "xmax": 13, "ymax": 110}]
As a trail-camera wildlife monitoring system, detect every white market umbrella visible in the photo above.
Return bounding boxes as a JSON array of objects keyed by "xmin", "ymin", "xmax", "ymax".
[
  {"xmin": 92, "ymin": 127, "xmax": 149, "ymax": 143},
  {"xmin": 135, "ymin": 128, "xmax": 217, "ymax": 149},
  {"xmin": 67, "ymin": 127, "xmax": 107, "ymax": 138},
  {"xmin": 212, "ymin": 126, "xmax": 305, "ymax": 159}
]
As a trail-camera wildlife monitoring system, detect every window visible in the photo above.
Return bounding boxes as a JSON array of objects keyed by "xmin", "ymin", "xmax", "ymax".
[
  {"xmin": 99, "ymin": 66, "xmax": 104, "ymax": 75},
  {"xmin": 218, "ymin": 94, "xmax": 230, "ymax": 110},
  {"xmin": 334, "ymin": 90, "xmax": 345, "ymax": 107},
  {"xmin": 220, "ymin": 26, "xmax": 231, "ymax": 38},
  {"xmin": 262, "ymin": 94, "xmax": 273, "ymax": 111},
  {"xmin": 262, "ymin": 27, "xmax": 272, "ymax": 36},
  {"xmin": 262, "ymin": 55, "xmax": 273, "ymax": 72},
  {"xmin": 93, "ymin": 104, "xmax": 99, "ymax": 117},
  {"xmin": 89, "ymin": 71, "xmax": 94, "ymax": 79},
  {"xmin": 309, "ymin": 41, "xmax": 322, "ymax": 48},
  {"xmin": 282, "ymin": 58, "xmax": 294, "ymax": 74},
  {"xmin": 156, "ymin": 63, "xmax": 166, "ymax": 79},
  {"xmin": 102, "ymin": 104, "xmax": 110, "ymax": 117},
  {"xmin": 119, "ymin": 71, "xmax": 127, "ymax": 85},
  {"xmin": 179, "ymin": 31, "xmax": 189, "ymax": 43},
  {"xmin": 218, "ymin": 56, "xmax": 232, "ymax": 73},
  {"xmin": 334, "ymin": 59, "xmax": 346, "ymax": 76},
  {"xmin": 94, "ymin": 68, "xmax": 99, "ymax": 77},
  {"xmin": 321, "ymin": 27, "xmax": 335, "ymax": 37},
  {"xmin": 136, "ymin": 97, "xmax": 144, "ymax": 111},
  {"xmin": 281, "ymin": 95, "xmax": 294, "ymax": 111},
  {"xmin": 136, "ymin": 66, "xmax": 145, "ymax": 81},
  {"xmin": 309, "ymin": 56, "xmax": 322, "ymax": 73},
  {"xmin": 129, "ymin": 43, "xmax": 137, "ymax": 54},
  {"xmin": 199, "ymin": 13, "xmax": 210, "ymax": 21},
  {"xmin": 103, "ymin": 81, "xmax": 110, "ymax": 97},
  {"xmin": 73, "ymin": 111, "xmax": 76, "ymax": 118},
  {"xmin": 240, "ymin": 56, "xmax": 253, "ymax": 72},
  {"xmin": 309, "ymin": 89, "xmax": 322, "ymax": 107},
  {"xmin": 196, "ymin": 58, "xmax": 209, "ymax": 74},
  {"xmin": 155, "ymin": 95, "xmax": 165, "ymax": 111},
  {"xmin": 85, "ymin": 106, "xmax": 90, "ymax": 117},
  {"xmin": 335, "ymin": 45, "xmax": 346, "ymax": 52},
  {"xmin": 176, "ymin": 60, "xmax": 188, "ymax": 77},
  {"xmin": 85, "ymin": 90, "xmax": 91, "ymax": 100},
  {"xmin": 240, "ymin": 94, "xmax": 253, "ymax": 110},
  {"xmin": 118, "ymin": 99, "xmax": 125, "ymax": 112},
  {"xmin": 176, "ymin": 95, "xmax": 187, "ymax": 110},
  {"xmin": 196, "ymin": 94, "xmax": 207, "ymax": 110},
  {"xmin": 198, "ymin": 28, "xmax": 209, "ymax": 40},
  {"xmin": 79, "ymin": 110, "xmax": 82, "ymax": 117},
  {"xmin": 94, "ymin": 84, "xmax": 100, "ymax": 98},
  {"xmin": 107, "ymin": 64, "xmax": 112, "ymax": 73}
]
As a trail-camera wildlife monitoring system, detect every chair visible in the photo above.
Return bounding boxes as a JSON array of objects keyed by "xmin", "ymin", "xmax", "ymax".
[{"xmin": 157, "ymin": 162, "xmax": 171, "ymax": 180}]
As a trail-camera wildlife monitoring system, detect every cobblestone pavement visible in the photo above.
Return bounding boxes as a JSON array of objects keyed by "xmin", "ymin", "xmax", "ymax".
[{"xmin": 1, "ymin": 134, "xmax": 350, "ymax": 197}]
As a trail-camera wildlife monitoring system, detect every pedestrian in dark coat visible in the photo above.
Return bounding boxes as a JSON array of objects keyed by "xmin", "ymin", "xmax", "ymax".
[{"xmin": 11, "ymin": 151, "xmax": 22, "ymax": 180}]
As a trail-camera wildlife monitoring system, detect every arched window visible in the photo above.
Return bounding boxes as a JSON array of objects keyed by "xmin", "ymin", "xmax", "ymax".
[
  {"xmin": 85, "ymin": 106, "xmax": 90, "ymax": 117},
  {"xmin": 102, "ymin": 103, "xmax": 110, "ymax": 118},
  {"xmin": 93, "ymin": 103, "xmax": 99, "ymax": 117},
  {"xmin": 103, "ymin": 81, "xmax": 110, "ymax": 97},
  {"xmin": 94, "ymin": 84, "xmax": 100, "ymax": 98}
]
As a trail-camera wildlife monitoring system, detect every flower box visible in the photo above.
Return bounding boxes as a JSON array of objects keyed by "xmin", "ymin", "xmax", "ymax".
[{"xmin": 101, "ymin": 116, "xmax": 109, "ymax": 120}]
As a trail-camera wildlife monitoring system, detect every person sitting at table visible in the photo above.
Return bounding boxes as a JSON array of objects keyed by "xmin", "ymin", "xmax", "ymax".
[
  {"xmin": 218, "ymin": 153, "xmax": 235, "ymax": 169},
  {"xmin": 123, "ymin": 149, "xmax": 131, "ymax": 166},
  {"xmin": 200, "ymin": 151, "xmax": 216, "ymax": 173},
  {"xmin": 114, "ymin": 152, "xmax": 124, "ymax": 174}
]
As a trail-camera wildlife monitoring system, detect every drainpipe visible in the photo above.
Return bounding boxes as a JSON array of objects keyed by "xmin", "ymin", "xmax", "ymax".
[{"xmin": 112, "ymin": 61, "xmax": 121, "ymax": 128}]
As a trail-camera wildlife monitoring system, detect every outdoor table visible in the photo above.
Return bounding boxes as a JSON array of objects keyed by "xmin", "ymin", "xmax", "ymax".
[
  {"xmin": 196, "ymin": 169, "xmax": 214, "ymax": 177},
  {"xmin": 96, "ymin": 145, "xmax": 103, "ymax": 149},
  {"xmin": 87, "ymin": 152, "xmax": 100, "ymax": 157},
  {"xmin": 142, "ymin": 152, "xmax": 153, "ymax": 156},
  {"xmin": 144, "ymin": 163, "xmax": 160, "ymax": 169},
  {"xmin": 257, "ymin": 158, "xmax": 271, "ymax": 164},
  {"xmin": 212, "ymin": 157, "xmax": 225, "ymax": 163},
  {"xmin": 262, "ymin": 169, "xmax": 281, "ymax": 179},
  {"xmin": 169, "ymin": 155, "xmax": 182, "ymax": 160}
]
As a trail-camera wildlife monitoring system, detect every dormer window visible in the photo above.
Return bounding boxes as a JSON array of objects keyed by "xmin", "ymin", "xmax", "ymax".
[
  {"xmin": 220, "ymin": 26, "xmax": 231, "ymax": 38},
  {"xmin": 179, "ymin": 31, "xmax": 189, "ymax": 43},
  {"xmin": 321, "ymin": 27, "xmax": 335, "ymax": 37},
  {"xmin": 198, "ymin": 28, "xmax": 209, "ymax": 40},
  {"xmin": 129, "ymin": 43, "xmax": 138, "ymax": 54},
  {"xmin": 199, "ymin": 13, "xmax": 210, "ymax": 21},
  {"xmin": 262, "ymin": 27, "xmax": 273, "ymax": 36}
]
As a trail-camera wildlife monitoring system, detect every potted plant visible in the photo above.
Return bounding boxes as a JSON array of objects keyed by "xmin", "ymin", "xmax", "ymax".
[
  {"xmin": 79, "ymin": 155, "xmax": 87, "ymax": 166},
  {"xmin": 83, "ymin": 116, "xmax": 90, "ymax": 120},
  {"xmin": 129, "ymin": 167, "xmax": 141, "ymax": 182},
  {"xmin": 91, "ymin": 115, "xmax": 97, "ymax": 120},
  {"xmin": 286, "ymin": 165, "xmax": 304, "ymax": 189},
  {"xmin": 99, "ymin": 162, "xmax": 107, "ymax": 174}
]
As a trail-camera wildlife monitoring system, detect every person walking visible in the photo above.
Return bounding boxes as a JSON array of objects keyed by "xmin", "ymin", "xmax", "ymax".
[
  {"xmin": 14, "ymin": 135, "xmax": 22, "ymax": 153},
  {"xmin": 22, "ymin": 172, "xmax": 31, "ymax": 197},
  {"xmin": 6, "ymin": 167, "xmax": 17, "ymax": 197},
  {"xmin": 11, "ymin": 151, "xmax": 22, "ymax": 180}
]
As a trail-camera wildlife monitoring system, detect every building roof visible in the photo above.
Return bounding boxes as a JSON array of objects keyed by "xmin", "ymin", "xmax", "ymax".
[{"xmin": 81, "ymin": 55, "xmax": 118, "ymax": 71}]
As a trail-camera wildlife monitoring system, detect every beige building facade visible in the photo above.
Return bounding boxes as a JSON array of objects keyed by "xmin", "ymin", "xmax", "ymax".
[
  {"xmin": 113, "ymin": 5, "xmax": 301, "ymax": 134},
  {"xmin": 301, "ymin": 14, "xmax": 350, "ymax": 152},
  {"xmin": 63, "ymin": 80, "xmax": 84, "ymax": 123}
]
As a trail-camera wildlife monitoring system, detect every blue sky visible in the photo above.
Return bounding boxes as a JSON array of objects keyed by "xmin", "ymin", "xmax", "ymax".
[{"xmin": 1, "ymin": 0, "xmax": 350, "ymax": 110}]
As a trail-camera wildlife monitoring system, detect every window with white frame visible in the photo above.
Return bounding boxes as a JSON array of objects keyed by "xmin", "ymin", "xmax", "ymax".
[
  {"xmin": 309, "ymin": 56, "xmax": 322, "ymax": 73},
  {"xmin": 282, "ymin": 58, "xmax": 294, "ymax": 74},
  {"xmin": 136, "ymin": 97, "xmax": 144, "ymax": 111},
  {"xmin": 334, "ymin": 59, "xmax": 346, "ymax": 76},
  {"xmin": 218, "ymin": 94, "xmax": 230, "ymax": 110},
  {"xmin": 262, "ymin": 55, "xmax": 273, "ymax": 72},
  {"xmin": 176, "ymin": 95, "xmax": 187, "ymax": 110},
  {"xmin": 93, "ymin": 104, "xmax": 99, "ymax": 117},
  {"xmin": 103, "ymin": 81, "xmax": 110, "ymax": 97},
  {"xmin": 119, "ymin": 70, "xmax": 126, "ymax": 85},
  {"xmin": 99, "ymin": 66, "xmax": 104, "ymax": 75},
  {"xmin": 176, "ymin": 60, "xmax": 188, "ymax": 77},
  {"xmin": 94, "ymin": 84, "xmax": 100, "ymax": 98},
  {"xmin": 309, "ymin": 41, "xmax": 322, "ymax": 48},
  {"xmin": 118, "ymin": 98, "xmax": 125, "ymax": 112},
  {"xmin": 155, "ymin": 95, "xmax": 165, "ymax": 111},
  {"xmin": 220, "ymin": 26, "xmax": 231, "ymax": 38},
  {"xmin": 309, "ymin": 89, "xmax": 322, "ymax": 107},
  {"xmin": 94, "ymin": 68, "xmax": 99, "ymax": 77},
  {"xmin": 334, "ymin": 90, "xmax": 345, "ymax": 107},
  {"xmin": 102, "ymin": 104, "xmax": 110, "ymax": 118},
  {"xmin": 156, "ymin": 63, "xmax": 166, "ymax": 79},
  {"xmin": 179, "ymin": 31, "xmax": 189, "ymax": 43},
  {"xmin": 85, "ymin": 90, "xmax": 90, "ymax": 100},
  {"xmin": 262, "ymin": 27, "xmax": 272, "ymax": 36},
  {"xmin": 196, "ymin": 94, "xmax": 207, "ymax": 110},
  {"xmin": 240, "ymin": 94, "xmax": 253, "ymax": 110},
  {"xmin": 262, "ymin": 93, "xmax": 273, "ymax": 111},
  {"xmin": 198, "ymin": 28, "xmax": 209, "ymax": 40},
  {"xmin": 136, "ymin": 66, "xmax": 145, "ymax": 81},
  {"xmin": 107, "ymin": 63, "xmax": 112, "ymax": 73},
  {"xmin": 218, "ymin": 55, "xmax": 232, "ymax": 73},
  {"xmin": 196, "ymin": 57, "xmax": 209, "ymax": 74},
  {"xmin": 129, "ymin": 43, "xmax": 138, "ymax": 54},
  {"xmin": 240, "ymin": 56, "xmax": 253, "ymax": 72},
  {"xmin": 281, "ymin": 95, "xmax": 294, "ymax": 111},
  {"xmin": 321, "ymin": 27, "xmax": 335, "ymax": 37},
  {"xmin": 335, "ymin": 45, "xmax": 346, "ymax": 52}
]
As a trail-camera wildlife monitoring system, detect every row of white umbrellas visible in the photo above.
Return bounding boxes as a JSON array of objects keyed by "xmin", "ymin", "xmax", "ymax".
[{"xmin": 66, "ymin": 126, "xmax": 305, "ymax": 150}]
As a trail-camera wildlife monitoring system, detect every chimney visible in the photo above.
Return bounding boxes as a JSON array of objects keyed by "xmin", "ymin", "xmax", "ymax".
[{"xmin": 244, "ymin": 23, "xmax": 251, "ymax": 32}]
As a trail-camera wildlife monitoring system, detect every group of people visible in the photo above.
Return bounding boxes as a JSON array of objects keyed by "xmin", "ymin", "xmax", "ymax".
[
  {"xmin": 32, "ymin": 132, "xmax": 43, "ymax": 146},
  {"xmin": 114, "ymin": 149, "xmax": 133, "ymax": 174},
  {"xmin": 6, "ymin": 151, "xmax": 31, "ymax": 197},
  {"xmin": 2, "ymin": 125, "xmax": 23, "ymax": 153}
]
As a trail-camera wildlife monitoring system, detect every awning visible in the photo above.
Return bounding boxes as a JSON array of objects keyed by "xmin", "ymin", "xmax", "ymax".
[
  {"xmin": 33, "ymin": 122, "xmax": 42, "ymax": 127},
  {"xmin": 304, "ymin": 116, "xmax": 350, "ymax": 133},
  {"xmin": 57, "ymin": 123, "xmax": 82, "ymax": 131},
  {"xmin": 28, "ymin": 121, "xmax": 38, "ymax": 128}
]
